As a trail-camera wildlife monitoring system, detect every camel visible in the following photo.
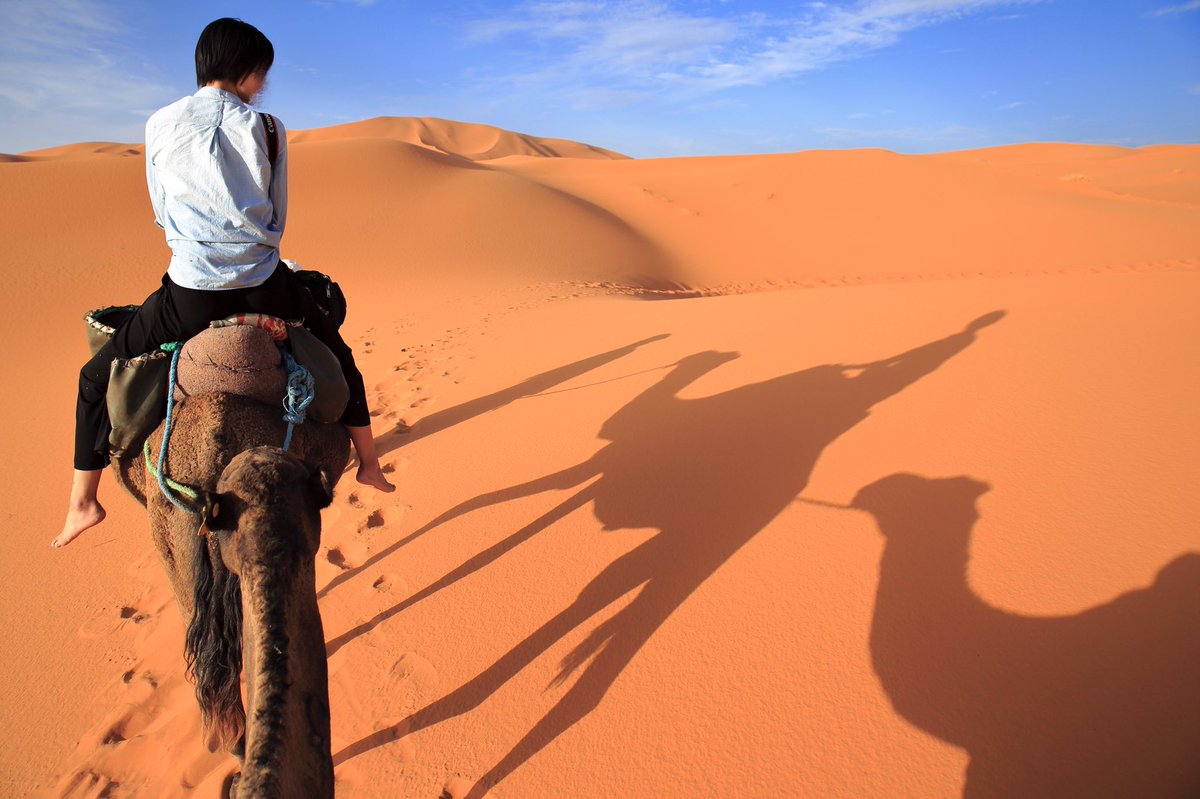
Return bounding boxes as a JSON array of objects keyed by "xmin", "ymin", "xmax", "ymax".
[{"xmin": 112, "ymin": 387, "xmax": 349, "ymax": 798}]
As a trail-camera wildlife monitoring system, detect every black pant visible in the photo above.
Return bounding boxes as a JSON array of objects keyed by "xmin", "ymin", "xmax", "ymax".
[{"xmin": 75, "ymin": 262, "xmax": 369, "ymax": 470}]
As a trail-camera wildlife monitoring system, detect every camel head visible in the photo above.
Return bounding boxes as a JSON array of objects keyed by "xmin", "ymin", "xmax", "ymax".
[
  {"xmin": 202, "ymin": 445, "xmax": 334, "ymax": 573},
  {"xmin": 851, "ymin": 473, "xmax": 991, "ymax": 538}
]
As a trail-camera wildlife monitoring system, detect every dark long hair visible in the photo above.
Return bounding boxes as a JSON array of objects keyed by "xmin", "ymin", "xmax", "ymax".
[
  {"xmin": 195, "ymin": 18, "xmax": 274, "ymax": 88},
  {"xmin": 184, "ymin": 533, "xmax": 246, "ymax": 751}
]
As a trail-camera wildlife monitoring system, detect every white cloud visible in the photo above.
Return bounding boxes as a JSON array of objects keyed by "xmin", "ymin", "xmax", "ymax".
[
  {"xmin": 467, "ymin": 0, "xmax": 1042, "ymax": 103},
  {"xmin": 1153, "ymin": 0, "xmax": 1200, "ymax": 15},
  {"xmin": 0, "ymin": 0, "xmax": 177, "ymax": 152}
]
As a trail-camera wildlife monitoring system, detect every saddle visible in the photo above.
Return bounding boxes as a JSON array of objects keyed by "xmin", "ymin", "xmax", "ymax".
[{"xmin": 85, "ymin": 308, "xmax": 349, "ymax": 458}]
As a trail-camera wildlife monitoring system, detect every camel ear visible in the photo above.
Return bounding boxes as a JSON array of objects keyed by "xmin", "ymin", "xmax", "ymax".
[
  {"xmin": 306, "ymin": 463, "xmax": 334, "ymax": 509},
  {"xmin": 202, "ymin": 492, "xmax": 238, "ymax": 533}
]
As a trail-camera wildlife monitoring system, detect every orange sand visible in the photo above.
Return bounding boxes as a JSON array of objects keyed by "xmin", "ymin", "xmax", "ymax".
[{"xmin": 0, "ymin": 117, "xmax": 1197, "ymax": 798}]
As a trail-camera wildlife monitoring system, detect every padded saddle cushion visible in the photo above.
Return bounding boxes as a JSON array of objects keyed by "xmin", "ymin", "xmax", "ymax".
[{"xmin": 174, "ymin": 325, "xmax": 287, "ymax": 406}]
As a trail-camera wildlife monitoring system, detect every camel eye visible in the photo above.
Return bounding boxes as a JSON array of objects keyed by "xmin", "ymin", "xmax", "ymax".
[{"xmin": 203, "ymin": 492, "xmax": 239, "ymax": 532}]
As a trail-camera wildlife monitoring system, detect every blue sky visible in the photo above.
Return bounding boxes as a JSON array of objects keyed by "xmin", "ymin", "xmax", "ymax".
[{"xmin": 1, "ymin": 0, "xmax": 1197, "ymax": 157}]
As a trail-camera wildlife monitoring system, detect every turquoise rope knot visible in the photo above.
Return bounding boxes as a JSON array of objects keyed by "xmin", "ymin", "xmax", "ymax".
[{"xmin": 281, "ymin": 346, "xmax": 315, "ymax": 452}]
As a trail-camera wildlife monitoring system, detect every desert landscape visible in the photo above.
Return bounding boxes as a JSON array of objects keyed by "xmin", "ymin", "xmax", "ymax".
[{"xmin": 0, "ymin": 117, "xmax": 1197, "ymax": 797}]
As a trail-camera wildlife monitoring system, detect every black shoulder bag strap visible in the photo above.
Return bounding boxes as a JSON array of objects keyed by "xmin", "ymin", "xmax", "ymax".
[{"xmin": 259, "ymin": 112, "xmax": 278, "ymax": 166}]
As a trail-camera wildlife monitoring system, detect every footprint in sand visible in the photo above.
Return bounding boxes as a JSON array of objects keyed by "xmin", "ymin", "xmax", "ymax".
[
  {"xmin": 96, "ymin": 701, "xmax": 158, "ymax": 748},
  {"xmin": 390, "ymin": 651, "xmax": 439, "ymax": 694},
  {"xmin": 120, "ymin": 669, "xmax": 158, "ymax": 690},
  {"xmin": 58, "ymin": 770, "xmax": 121, "ymax": 798},
  {"xmin": 78, "ymin": 605, "xmax": 151, "ymax": 639},
  {"xmin": 370, "ymin": 573, "xmax": 405, "ymax": 594},
  {"xmin": 442, "ymin": 775, "xmax": 499, "ymax": 799},
  {"xmin": 363, "ymin": 509, "xmax": 385, "ymax": 529},
  {"xmin": 119, "ymin": 606, "xmax": 149, "ymax": 624},
  {"xmin": 326, "ymin": 541, "xmax": 369, "ymax": 570},
  {"xmin": 380, "ymin": 455, "xmax": 409, "ymax": 478}
]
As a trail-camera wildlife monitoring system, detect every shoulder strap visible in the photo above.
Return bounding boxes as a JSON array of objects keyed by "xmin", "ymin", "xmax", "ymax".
[{"xmin": 259, "ymin": 112, "xmax": 278, "ymax": 166}]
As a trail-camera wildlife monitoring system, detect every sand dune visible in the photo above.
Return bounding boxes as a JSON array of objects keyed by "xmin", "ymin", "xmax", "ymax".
[
  {"xmin": 1, "ymin": 118, "xmax": 1197, "ymax": 798},
  {"xmin": 7, "ymin": 116, "xmax": 626, "ymax": 164},
  {"xmin": 288, "ymin": 116, "xmax": 628, "ymax": 162}
]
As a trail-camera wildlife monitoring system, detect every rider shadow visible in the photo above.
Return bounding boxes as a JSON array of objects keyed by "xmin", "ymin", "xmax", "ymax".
[
  {"xmin": 853, "ymin": 473, "xmax": 1200, "ymax": 798},
  {"xmin": 321, "ymin": 334, "xmax": 671, "ymax": 601},
  {"xmin": 371, "ymin": 334, "xmax": 672, "ymax": 459},
  {"xmin": 333, "ymin": 311, "xmax": 1005, "ymax": 798}
]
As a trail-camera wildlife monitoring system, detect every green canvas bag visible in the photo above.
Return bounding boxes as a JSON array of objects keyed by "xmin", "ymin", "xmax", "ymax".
[
  {"xmin": 107, "ymin": 351, "xmax": 170, "ymax": 458},
  {"xmin": 84, "ymin": 307, "xmax": 171, "ymax": 459}
]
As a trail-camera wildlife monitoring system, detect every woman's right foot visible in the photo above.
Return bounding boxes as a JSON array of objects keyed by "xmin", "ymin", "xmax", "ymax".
[
  {"xmin": 356, "ymin": 465, "xmax": 396, "ymax": 493},
  {"xmin": 53, "ymin": 500, "xmax": 106, "ymax": 548}
]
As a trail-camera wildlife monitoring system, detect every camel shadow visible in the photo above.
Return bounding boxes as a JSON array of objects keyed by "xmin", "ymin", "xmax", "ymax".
[
  {"xmin": 853, "ymin": 473, "xmax": 1200, "ymax": 798},
  {"xmin": 333, "ymin": 311, "xmax": 1006, "ymax": 797}
]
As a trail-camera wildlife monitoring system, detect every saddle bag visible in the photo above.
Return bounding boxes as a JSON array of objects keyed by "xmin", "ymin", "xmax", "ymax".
[
  {"xmin": 85, "ymin": 307, "xmax": 171, "ymax": 458},
  {"xmin": 108, "ymin": 351, "xmax": 170, "ymax": 458}
]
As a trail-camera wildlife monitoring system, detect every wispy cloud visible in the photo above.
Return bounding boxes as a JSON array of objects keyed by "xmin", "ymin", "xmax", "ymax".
[
  {"xmin": 814, "ymin": 122, "xmax": 987, "ymax": 148},
  {"xmin": 0, "ymin": 0, "xmax": 176, "ymax": 152},
  {"xmin": 1152, "ymin": 0, "xmax": 1200, "ymax": 15},
  {"xmin": 467, "ymin": 0, "xmax": 1042, "ymax": 105}
]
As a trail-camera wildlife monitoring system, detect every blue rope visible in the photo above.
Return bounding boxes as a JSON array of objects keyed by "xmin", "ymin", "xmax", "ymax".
[
  {"xmin": 148, "ymin": 338, "xmax": 314, "ymax": 511},
  {"xmin": 281, "ymin": 347, "xmax": 314, "ymax": 452},
  {"xmin": 155, "ymin": 342, "xmax": 194, "ymax": 512}
]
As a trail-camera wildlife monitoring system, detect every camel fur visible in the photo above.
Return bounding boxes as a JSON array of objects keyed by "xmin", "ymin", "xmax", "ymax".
[{"xmin": 113, "ymin": 391, "xmax": 348, "ymax": 799}]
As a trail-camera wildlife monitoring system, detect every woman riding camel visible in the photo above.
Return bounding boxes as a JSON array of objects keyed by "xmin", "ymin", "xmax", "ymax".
[{"xmin": 54, "ymin": 17, "xmax": 394, "ymax": 548}]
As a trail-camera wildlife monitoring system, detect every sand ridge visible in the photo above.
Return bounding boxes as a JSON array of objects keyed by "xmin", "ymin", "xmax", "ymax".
[{"xmin": 1, "ymin": 117, "xmax": 1197, "ymax": 798}]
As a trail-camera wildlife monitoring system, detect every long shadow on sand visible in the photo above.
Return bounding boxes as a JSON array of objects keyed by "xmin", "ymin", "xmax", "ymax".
[
  {"xmin": 853, "ymin": 473, "xmax": 1200, "ymax": 798},
  {"xmin": 321, "ymin": 334, "xmax": 670, "ymax": 600},
  {"xmin": 371, "ymin": 334, "xmax": 671, "ymax": 460},
  {"xmin": 332, "ymin": 311, "xmax": 1005, "ymax": 797}
]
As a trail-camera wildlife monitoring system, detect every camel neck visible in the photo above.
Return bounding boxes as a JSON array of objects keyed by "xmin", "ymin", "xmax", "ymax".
[{"xmin": 239, "ymin": 554, "xmax": 334, "ymax": 797}]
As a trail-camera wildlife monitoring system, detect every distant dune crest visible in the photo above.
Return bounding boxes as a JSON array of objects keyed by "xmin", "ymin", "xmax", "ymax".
[
  {"xmin": 8, "ymin": 116, "xmax": 628, "ymax": 163},
  {"xmin": 288, "ymin": 116, "xmax": 630, "ymax": 162}
]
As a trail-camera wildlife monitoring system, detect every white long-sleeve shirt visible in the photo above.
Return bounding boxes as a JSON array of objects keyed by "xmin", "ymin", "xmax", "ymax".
[{"xmin": 145, "ymin": 86, "xmax": 288, "ymax": 290}]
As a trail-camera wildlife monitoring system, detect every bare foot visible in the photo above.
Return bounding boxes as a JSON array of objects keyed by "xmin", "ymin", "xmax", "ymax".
[
  {"xmin": 53, "ymin": 500, "xmax": 106, "ymax": 548},
  {"xmin": 356, "ymin": 465, "xmax": 396, "ymax": 493}
]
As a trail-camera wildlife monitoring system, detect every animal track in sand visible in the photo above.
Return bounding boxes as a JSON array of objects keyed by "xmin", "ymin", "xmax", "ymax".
[
  {"xmin": 364, "ymin": 509, "xmax": 385, "ymax": 529},
  {"xmin": 389, "ymin": 651, "xmax": 440, "ymax": 694},
  {"xmin": 78, "ymin": 605, "xmax": 151, "ymax": 639},
  {"xmin": 119, "ymin": 606, "xmax": 148, "ymax": 623},
  {"xmin": 120, "ymin": 670, "xmax": 159, "ymax": 689},
  {"xmin": 59, "ymin": 770, "xmax": 121, "ymax": 798},
  {"xmin": 442, "ymin": 774, "xmax": 499, "ymax": 799},
  {"xmin": 381, "ymin": 455, "xmax": 410, "ymax": 477},
  {"xmin": 326, "ymin": 541, "xmax": 369, "ymax": 570}
]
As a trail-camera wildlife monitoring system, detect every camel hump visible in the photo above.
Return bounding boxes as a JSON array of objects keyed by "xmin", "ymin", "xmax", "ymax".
[{"xmin": 175, "ymin": 325, "xmax": 287, "ymax": 406}]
